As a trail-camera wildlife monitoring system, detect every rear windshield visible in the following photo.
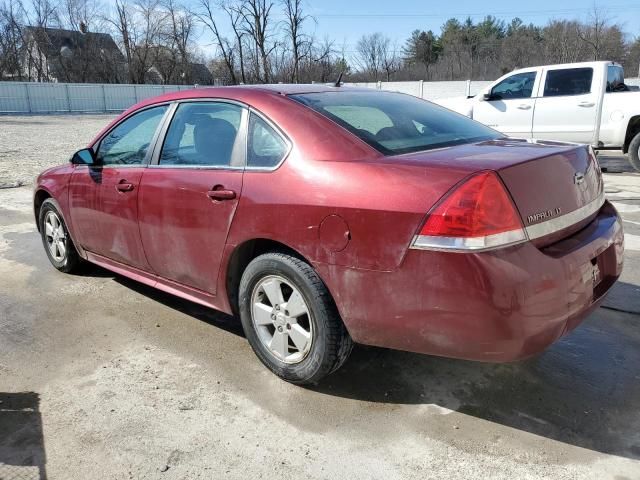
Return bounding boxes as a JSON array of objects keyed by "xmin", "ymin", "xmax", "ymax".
[{"xmin": 289, "ymin": 91, "xmax": 500, "ymax": 155}]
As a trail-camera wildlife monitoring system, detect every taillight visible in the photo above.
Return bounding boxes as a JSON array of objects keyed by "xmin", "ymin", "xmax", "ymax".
[{"xmin": 411, "ymin": 171, "xmax": 527, "ymax": 251}]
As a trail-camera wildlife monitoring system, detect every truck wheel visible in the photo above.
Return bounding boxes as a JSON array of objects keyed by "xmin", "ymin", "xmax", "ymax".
[
  {"xmin": 238, "ymin": 252, "xmax": 353, "ymax": 385},
  {"xmin": 629, "ymin": 132, "xmax": 640, "ymax": 172}
]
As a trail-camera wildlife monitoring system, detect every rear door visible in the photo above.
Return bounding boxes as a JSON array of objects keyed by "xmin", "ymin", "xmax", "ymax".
[
  {"xmin": 532, "ymin": 66, "xmax": 600, "ymax": 143},
  {"xmin": 68, "ymin": 104, "xmax": 169, "ymax": 270},
  {"xmin": 472, "ymin": 70, "xmax": 538, "ymax": 137},
  {"xmin": 137, "ymin": 101, "xmax": 247, "ymax": 295}
]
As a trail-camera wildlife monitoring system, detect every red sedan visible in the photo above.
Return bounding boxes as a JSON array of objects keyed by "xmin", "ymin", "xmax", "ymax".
[{"xmin": 34, "ymin": 85, "xmax": 624, "ymax": 384}]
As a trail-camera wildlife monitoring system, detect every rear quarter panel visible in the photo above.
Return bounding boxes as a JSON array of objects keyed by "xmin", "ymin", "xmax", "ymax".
[
  {"xmin": 227, "ymin": 149, "xmax": 473, "ymax": 272},
  {"xmin": 600, "ymin": 91, "xmax": 640, "ymax": 147}
]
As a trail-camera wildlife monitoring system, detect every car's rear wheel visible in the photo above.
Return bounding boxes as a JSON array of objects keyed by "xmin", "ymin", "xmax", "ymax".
[
  {"xmin": 629, "ymin": 131, "xmax": 640, "ymax": 172},
  {"xmin": 39, "ymin": 199, "xmax": 82, "ymax": 273},
  {"xmin": 238, "ymin": 252, "xmax": 353, "ymax": 384}
]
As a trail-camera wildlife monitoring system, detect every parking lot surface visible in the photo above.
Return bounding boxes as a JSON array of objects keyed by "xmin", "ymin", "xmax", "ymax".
[{"xmin": 1, "ymin": 115, "xmax": 639, "ymax": 479}]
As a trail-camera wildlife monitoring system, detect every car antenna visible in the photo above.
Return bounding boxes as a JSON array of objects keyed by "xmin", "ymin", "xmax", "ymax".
[{"xmin": 334, "ymin": 71, "xmax": 343, "ymax": 87}]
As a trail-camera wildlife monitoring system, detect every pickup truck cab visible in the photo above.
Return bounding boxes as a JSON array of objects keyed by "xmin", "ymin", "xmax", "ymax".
[{"xmin": 439, "ymin": 61, "xmax": 640, "ymax": 170}]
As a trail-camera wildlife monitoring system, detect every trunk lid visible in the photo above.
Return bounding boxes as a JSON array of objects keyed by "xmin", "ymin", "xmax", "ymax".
[
  {"xmin": 496, "ymin": 141, "xmax": 603, "ymax": 245},
  {"xmin": 386, "ymin": 138, "xmax": 604, "ymax": 246}
]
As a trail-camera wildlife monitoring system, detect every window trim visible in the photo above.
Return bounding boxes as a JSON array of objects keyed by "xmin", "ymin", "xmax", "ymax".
[
  {"xmin": 149, "ymin": 99, "xmax": 249, "ymax": 170},
  {"xmin": 245, "ymin": 107, "xmax": 293, "ymax": 172},
  {"xmin": 541, "ymin": 67, "xmax": 594, "ymax": 98},
  {"xmin": 93, "ymin": 103, "xmax": 172, "ymax": 168}
]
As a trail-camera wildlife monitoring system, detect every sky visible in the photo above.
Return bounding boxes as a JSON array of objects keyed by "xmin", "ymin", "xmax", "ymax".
[{"xmin": 195, "ymin": 0, "xmax": 640, "ymax": 57}]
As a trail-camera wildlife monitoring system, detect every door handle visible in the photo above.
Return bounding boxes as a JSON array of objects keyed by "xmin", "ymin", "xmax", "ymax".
[
  {"xmin": 115, "ymin": 180, "xmax": 135, "ymax": 192},
  {"xmin": 517, "ymin": 104, "xmax": 531, "ymax": 110},
  {"xmin": 578, "ymin": 101, "xmax": 595, "ymax": 107},
  {"xmin": 207, "ymin": 187, "xmax": 236, "ymax": 201}
]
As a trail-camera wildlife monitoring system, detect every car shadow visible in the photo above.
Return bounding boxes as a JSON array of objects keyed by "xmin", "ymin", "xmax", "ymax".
[
  {"xmin": 112, "ymin": 274, "xmax": 244, "ymax": 338},
  {"xmin": 308, "ymin": 308, "xmax": 640, "ymax": 460},
  {"xmin": 598, "ymin": 154, "xmax": 636, "ymax": 174},
  {"xmin": 84, "ymin": 267, "xmax": 640, "ymax": 460},
  {"xmin": 0, "ymin": 392, "xmax": 47, "ymax": 480}
]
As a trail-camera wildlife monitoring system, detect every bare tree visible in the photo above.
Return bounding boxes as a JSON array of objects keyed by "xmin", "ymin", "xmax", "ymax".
[
  {"xmin": 239, "ymin": 0, "xmax": 275, "ymax": 83},
  {"xmin": 224, "ymin": 0, "xmax": 246, "ymax": 83},
  {"xmin": 380, "ymin": 39, "xmax": 399, "ymax": 81},
  {"xmin": 281, "ymin": 0, "xmax": 310, "ymax": 83},
  {"xmin": 577, "ymin": 7, "xmax": 625, "ymax": 61},
  {"xmin": 160, "ymin": 0, "xmax": 195, "ymax": 83},
  {"xmin": 354, "ymin": 32, "xmax": 391, "ymax": 81},
  {"xmin": 109, "ymin": 0, "xmax": 135, "ymax": 81},
  {"xmin": 193, "ymin": 0, "xmax": 237, "ymax": 84},
  {"xmin": 0, "ymin": 0, "xmax": 25, "ymax": 79}
]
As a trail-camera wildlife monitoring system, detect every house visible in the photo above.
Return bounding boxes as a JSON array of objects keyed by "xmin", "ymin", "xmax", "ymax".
[
  {"xmin": 141, "ymin": 46, "xmax": 215, "ymax": 85},
  {"xmin": 22, "ymin": 25, "xmax": 128, "ymax": 83}
]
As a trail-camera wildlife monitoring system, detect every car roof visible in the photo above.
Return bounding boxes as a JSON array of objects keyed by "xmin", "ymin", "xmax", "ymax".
[
  {"xmin": 118, "ymin": 84, "xmax": 379, "ymax": 118},
  {"xmin": 510, "ymin": 60, "xmax": 618, "ymax": 75},
  {"xmin": 228, "ymin": 83, "xmax": 355, "ymax": 95},
  {"xmin": 159, "ymin": 83, "xmax": 372, "ymax": 101}
]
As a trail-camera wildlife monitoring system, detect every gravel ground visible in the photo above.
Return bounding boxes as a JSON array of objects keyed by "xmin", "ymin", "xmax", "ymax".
[
  {"xmin": 0, "ymin": 115, "xmax": 116, "ymax": 188},
  {"xmin": 1, "ymin": 115, "xmax": 639, "ymax": 480}
]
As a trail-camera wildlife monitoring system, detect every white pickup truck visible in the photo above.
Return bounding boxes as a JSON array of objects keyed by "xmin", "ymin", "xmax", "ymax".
[{"xmin": 439, "ymin": 61, "xmax": 640, "ymax": 171}]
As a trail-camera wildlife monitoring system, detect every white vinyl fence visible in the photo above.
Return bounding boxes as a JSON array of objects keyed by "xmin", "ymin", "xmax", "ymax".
[
  {"xmin": 1, "ymin": 78, "xmax": 639, "ymax": 114},
  {"xmin": 0, "ymin": 82, "xmax": 198, "ymax": 114},
  {"xmin": 345, "ymin": 80, "xmax": 493, "ymax": 100}
]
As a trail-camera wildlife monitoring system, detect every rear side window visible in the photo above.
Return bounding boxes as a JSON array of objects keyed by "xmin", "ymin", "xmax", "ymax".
[
  {"xmin": 160, "ymin": 102, "xmax": 242, "ymax": 167},
  {"xmin": 97, "ymin": 105, "xmax": 167, "ymax": 165},
  {"xmin": 290, "ymin": 91, "xmax": 499, "ymax": 155},
  {"xmin": 607, "ymin": 65, "xmax": 627, "ymax": 92},
  {"xmin": 543, "ymin": 68, "xmax": 593, "ymax": 97},
  {"xmin": 247, "ymin": 113, "xmax": 288, "ymax": 168}
]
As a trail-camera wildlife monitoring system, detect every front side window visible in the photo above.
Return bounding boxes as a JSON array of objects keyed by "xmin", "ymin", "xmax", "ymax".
[
  {"xmin": 290, "ymin": 91, "xmax": 500, "ymax": 156},
  {"xmin": 543, "ymin": 68, "xmax": 593, "ymax": 97},
  {"xmin": 490, "ymin": 72, "xmax": 536, "ymax": 100},
  {"xmin": 97, "ymin": 105, "xmax": 167, "ymax": 165},
  {"xmin": 247, "ymin": 113, "xmax": 288, "ymax": 168},
  {"xmin": 160, "ymin": 102, "xmax": 243, "ymax": 167}
]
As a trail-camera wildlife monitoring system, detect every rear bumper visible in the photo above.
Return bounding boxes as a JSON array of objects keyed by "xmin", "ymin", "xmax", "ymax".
[{"xmin": 318, "ymin": 201, "xmax": 624, "ymax": 362}]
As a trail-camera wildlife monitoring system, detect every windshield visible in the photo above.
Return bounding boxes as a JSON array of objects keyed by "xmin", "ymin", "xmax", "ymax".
[{"xmin": 289, "ymin": 90, "xmax": 500, "ymax": 155}]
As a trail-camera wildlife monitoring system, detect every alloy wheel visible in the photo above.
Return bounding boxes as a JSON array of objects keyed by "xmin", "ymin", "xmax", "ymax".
[
  {"xmin": 251, "ymin": 275, "xmax": 314, "ymax": 364},
  {"xmin": 44, "ymin": 210, "xmax": 67, "ymax": 263}
]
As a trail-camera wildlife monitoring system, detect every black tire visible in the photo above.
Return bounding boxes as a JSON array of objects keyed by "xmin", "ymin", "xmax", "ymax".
[
  {"xmin": 628, "ymin": 131, "xmax": 640, "ymax": 172},
  {"xmin": 238, "ymin": 252, "xmax": 353, "ymax": 385},
  {"xmin": 39, "ymin": 198, "xmax": 83, "ymax": 273}
]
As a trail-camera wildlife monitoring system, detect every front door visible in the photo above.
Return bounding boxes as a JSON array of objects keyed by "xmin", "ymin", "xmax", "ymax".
[
  {"xmin": 472, "ymin": 71, "xmax": 537, "ymax": 138},
  {"xmin": 68, "ymin": 105, "xmax": 169, "ymax": 270},
  {"xmin": 138, "ymin": 101, "xmax": 246, "ymax": 295}
]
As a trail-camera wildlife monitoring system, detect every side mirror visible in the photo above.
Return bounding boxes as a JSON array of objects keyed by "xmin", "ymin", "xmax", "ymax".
[
  {"xmin": 482, "ymin": 92, "xmax": 493, "ymax": 101},
  {"xmin": 71, "ymin": 148, "xmax": 97, "ymax": 165}
]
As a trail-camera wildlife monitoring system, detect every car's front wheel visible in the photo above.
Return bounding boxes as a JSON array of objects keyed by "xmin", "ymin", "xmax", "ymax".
[
  {"xmin": 238, "ymin": 252, "xmax": 353, "ymax": 384},
  {"xmin": 39, "ymin": 198, "xmax": 82, "ymax": 273},
  {"xmin": 629, "ymin": 131, "xmax": 640, "ymax": 172}
]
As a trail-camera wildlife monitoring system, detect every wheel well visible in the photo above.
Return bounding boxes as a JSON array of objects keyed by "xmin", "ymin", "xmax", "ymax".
[
  {"xmin": 225, "ymin": 239, "xmax": 309, "ymax": 316},
  {"xmin": 624, "ymin": 116, "xmax": 640, "ymax": 153},
  {"xmin": 33, "ymin": 190, "xmax": 51, "ymax": 231}
]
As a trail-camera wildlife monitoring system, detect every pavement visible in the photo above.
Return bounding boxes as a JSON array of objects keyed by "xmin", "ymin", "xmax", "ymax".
[{"xmin": 0, "ymin": 118, "xmax": 639, "ymax": 479}]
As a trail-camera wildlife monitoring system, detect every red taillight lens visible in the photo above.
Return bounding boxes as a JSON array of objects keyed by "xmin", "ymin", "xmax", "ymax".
[{"xmin": 413, "ymin": 171, "xmax": 526, "ymax": 251}]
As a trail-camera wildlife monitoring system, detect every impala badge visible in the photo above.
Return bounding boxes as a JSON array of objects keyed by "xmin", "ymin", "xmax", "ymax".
[
  {"xmin": 527, "ymin": 207, "xmax": 562, "ymax": 224},
  {"xmin": 574, "ymin": 171, "xmax": 585, "ymax": 185}
]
